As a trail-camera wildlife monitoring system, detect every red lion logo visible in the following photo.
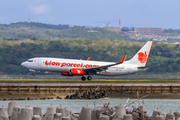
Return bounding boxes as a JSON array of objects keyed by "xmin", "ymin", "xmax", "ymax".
[{"xmin": 137, "ymin": 51, "xmax": 147, "ymax": 63}]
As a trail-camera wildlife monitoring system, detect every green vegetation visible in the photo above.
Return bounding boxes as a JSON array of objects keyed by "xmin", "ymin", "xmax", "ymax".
[
  {"xmin": 0, "ymin": 22, "xmax": 180, "ymax": 75},
  {"xmin": 164, "ymin": 29, "xmax": 180, "ymax": 36},
  {"xmin": 1, "ymin": 22, "xmax": 180, "ymax": 41},
  {"xmin": 0, "ymin": 39, "xmax": 180, "ymax": 75},
  {"xmin": 0, "ymin": 22, "xmax": 128, "ymax": 40}
]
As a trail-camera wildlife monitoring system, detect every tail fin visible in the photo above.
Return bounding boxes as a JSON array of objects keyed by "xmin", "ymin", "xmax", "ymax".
[{"xmin": 126, "ymin": 41, "xmax": 153, "ymax": 66}]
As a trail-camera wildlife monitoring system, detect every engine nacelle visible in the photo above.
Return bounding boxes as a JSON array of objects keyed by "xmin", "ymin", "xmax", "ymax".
[
  {"xmin": 61, "ymin": 72, "xmax": 73, "ymax": 76},
  {"xmin": 70, "ymin": 68, "xmax": 84, "ymax": 76}
]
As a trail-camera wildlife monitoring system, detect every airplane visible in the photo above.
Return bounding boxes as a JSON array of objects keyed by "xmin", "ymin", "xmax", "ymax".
[{"xmin": 21, "ymin": 41, "xmax": 153, "ymax": 81}]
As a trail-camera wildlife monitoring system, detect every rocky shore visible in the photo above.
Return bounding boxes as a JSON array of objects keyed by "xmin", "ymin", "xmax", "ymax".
[{"xmin": 1, "ymin": 98, "xmax": 180, "ymax": 120}]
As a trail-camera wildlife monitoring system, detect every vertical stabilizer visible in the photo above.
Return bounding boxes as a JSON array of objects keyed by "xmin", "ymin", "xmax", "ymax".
[{"xmin": 126, "ymin": 41, "xmax": 153, "ymax": 66}]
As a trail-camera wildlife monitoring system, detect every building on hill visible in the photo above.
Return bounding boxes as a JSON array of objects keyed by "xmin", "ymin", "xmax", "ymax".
[
  {"xmin": 99, "ymin": 26, "xmax": 121, "ymax": 33},
  {"xmin": 132, "ymin": 27, "xmax": 163, "ymax": 35},
  {"xmin": 126, "ymin": 27, "xmax": 180, "ymax": 40},
  {"xmin": 101, "ymin": 26, "xmax": 180, "ymax": 40}
]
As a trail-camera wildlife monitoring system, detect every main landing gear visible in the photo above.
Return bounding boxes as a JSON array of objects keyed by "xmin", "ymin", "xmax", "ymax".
[
  {"xmin": 87, "ymin": 76, "xmax": 92, "ymax": 80},
  {"xmin": 81, "ymin": 76, "xmax": 92, "ymax": 81}
]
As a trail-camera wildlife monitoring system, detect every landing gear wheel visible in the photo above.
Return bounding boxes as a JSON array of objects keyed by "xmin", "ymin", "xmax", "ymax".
[
  {"xmin": 33, "ymin": 73, "xmax": 35, "ymax": 76},
  {"xmin": 87, "ymin": 76, "xmax": 92, "ymax": 80},
  {"xmin": 81, "ymin": 76, "xmax": 86, "ymax": 81}
]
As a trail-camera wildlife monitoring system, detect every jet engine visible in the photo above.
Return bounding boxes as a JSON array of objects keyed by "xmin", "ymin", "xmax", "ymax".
[
  {"xmin": 70, "ymin": 68, "xmax": 84, "ymax": 76},
  {"xmin": 61, "ymin": 68, "xmax": 84, "ymax": 76},
  {"xmin": 61, "ymin": 72, "xmax": 73, "ymax": 76}
]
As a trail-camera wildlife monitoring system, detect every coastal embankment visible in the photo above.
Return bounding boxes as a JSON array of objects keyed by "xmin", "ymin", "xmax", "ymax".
[{"xmin": 0, "ymin": 80, "xmax": 180, "ymax": 100}]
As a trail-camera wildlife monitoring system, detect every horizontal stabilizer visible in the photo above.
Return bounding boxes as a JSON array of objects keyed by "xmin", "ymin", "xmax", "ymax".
[{"xmin": 138, "ymin": 64, "xmax": 160, "ymax": 69}]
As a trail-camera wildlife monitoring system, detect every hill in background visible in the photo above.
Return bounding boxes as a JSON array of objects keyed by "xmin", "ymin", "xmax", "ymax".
[
  {"xmin": 0, "ymin": 22, "xmax": 180, "ymax": 75},
  {"xmin": 1, "ymin": 22, "xmax": 180, "ymax": 42},
  {"xmin": 0, "ymin": 22, "xmax": 129, "ymax": 40}
]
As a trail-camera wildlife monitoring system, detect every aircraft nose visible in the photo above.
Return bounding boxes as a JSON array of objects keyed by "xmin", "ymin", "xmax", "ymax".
[{"xmin": 21, "ymin": 62, "xmax": 28, "ymax": 68}]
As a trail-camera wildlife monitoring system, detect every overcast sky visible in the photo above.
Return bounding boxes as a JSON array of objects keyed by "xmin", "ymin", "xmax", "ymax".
[{"xmin": 0, "ymin": 0, "xmax": 179, "ymax": 29}]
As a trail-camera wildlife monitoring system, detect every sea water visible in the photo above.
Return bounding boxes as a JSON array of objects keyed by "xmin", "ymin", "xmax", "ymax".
[{"xmin": 0, "ymin": 99, "xmax": 180, "ymax": 115}]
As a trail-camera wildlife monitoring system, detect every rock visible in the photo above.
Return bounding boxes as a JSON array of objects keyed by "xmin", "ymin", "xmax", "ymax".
[
  {"xmin": 56, "ymin": 96, "xmax": 61, "ymax": 99},
  {"xmin": 123, "ymin": 114, "xmax": 133, "ymax": 120},
  {"xmin": 151, "ymin": 109, "xmax": 164, "ymax": 120},
  {"xmin": 113, "ymin": 104, "xmax": 126, "ymax": 119},
  {"xmin": 78, "ymin": 106, "xmax": 91, "ymax": 120},
  {"xmin": 8, "ymin": 101, "xmax": 17, "ymax": 116},
  {"xmin": 44, "ymin": 106, "xmax": 55, "ymax": 120},
  {"xmin": 0, "ymin": 107, "xmax": 8, "ymax": 120},
  {"xmin": 156, "ymin": 115, "xmax": 165, "ymax": 120},
  {"xmin": 56, "ymin": 106, "xmax": 65, "ymax": 117},
  {"xmin": 65, "ymin": 95, "xmax": 69, "ymax": 99},
  {"xmin": 17, "ymin": 106, "xmax": 33, "ymax": 120},
  {"xmin": 91, "ymin": 109, "xmax": 101, "ymax": 120},
  {"xmin": 53, "ymin": 113, "xmax": 62, "ymax": 120},
  {"xmin": 166, "ymin": 112, "xmax": 175, "ymax": 120},
  {"xmin": 174, "ymin": 112, "xmax": 180, "ymax": 120},
  {"xmin": 132, "ymin": 112, "xmax": 140, "ymax": 120},
  {"xmin": 62, "ymin": 117, "xmax": 70, "ymax": 120},
  {"xmin": 10, "ymin": 106, "xmax": 21, "ymax": 120},
  {"xmin": 32, "ymin": 115, "xmax": 41, "ymax": 120},
  {"xmin": 100, "ymin": 115, "xmax": 110, "ymax": 120},
  {"xmin": 33, "ymin": 107, "xmax": 43, "ymax": 117}
]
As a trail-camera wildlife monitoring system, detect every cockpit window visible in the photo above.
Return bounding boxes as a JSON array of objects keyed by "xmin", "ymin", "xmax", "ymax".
[{"xmin": 28, "ymin": 60, "xmax": 33, "ymax": 62}]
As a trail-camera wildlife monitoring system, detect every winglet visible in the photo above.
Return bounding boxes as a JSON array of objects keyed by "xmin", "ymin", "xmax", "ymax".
[
  {"xmin": 87, "ymin": 57, "xmax": 91, "ymax": 61},
  {"xmin": 117, "ymin": 54, "xmax": 127, "ymax": 64}
]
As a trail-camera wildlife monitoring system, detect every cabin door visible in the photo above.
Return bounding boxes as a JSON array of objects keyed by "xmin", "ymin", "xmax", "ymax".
[{"xmin": 38, "ymin": 58, "xmax": 42, "ymax": 66}]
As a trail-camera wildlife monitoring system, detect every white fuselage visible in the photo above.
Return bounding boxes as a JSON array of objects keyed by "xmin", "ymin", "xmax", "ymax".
[
  {"xmin": 21, "ymin": 57, "xmax": 146, "ymax": 76},
  {"xmin": 21, "ymin": 41, "xmax": 153, "ymax": 79}
]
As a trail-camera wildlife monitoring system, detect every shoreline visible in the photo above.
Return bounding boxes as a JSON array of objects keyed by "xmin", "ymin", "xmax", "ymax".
[
  {"xmin": 0, "ymin": 82, "xmax": 180, "ymax": 100},
  {"xmin": 0, "ymin": 92, "xmax": 180, "ymax": 100}
]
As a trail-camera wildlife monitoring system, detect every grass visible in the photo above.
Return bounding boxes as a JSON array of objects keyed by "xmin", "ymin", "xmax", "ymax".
[{"xmin": 0, "ymin": 79, "xmax": 180, "ymax": 81}]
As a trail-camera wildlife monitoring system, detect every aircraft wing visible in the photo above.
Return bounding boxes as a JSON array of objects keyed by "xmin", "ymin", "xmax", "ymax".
[{"xmin": 83, "ymin": 54, "xmax": 127, "ymax": 74}]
